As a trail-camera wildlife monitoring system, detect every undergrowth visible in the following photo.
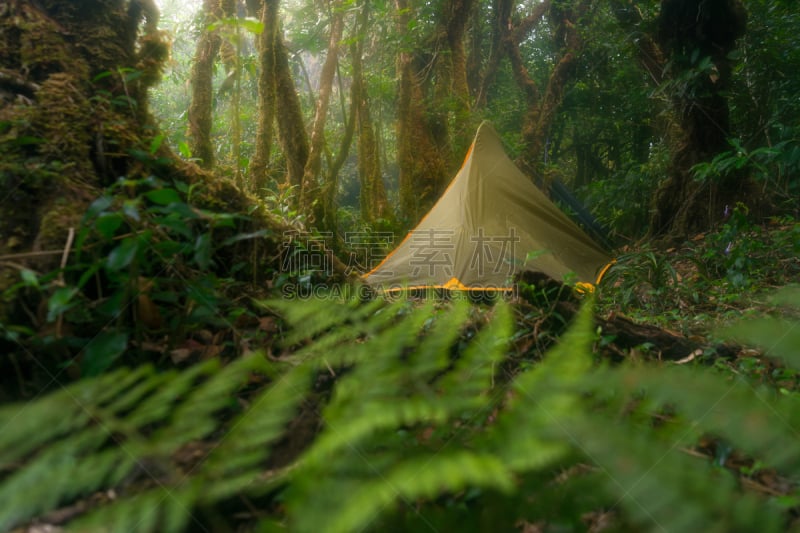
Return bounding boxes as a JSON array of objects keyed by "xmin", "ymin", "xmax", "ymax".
[
  {"xmin": 1, "ymin": 288, "xmax": 799, "ymax": 531},
  {"xmin": 597, "ymin": 213, "xmax": 800, "ymax": 332}
]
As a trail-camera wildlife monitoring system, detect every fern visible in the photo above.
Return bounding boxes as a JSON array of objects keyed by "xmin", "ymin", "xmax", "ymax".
[
  {"xmin": 0, "ymin": 290, "xmax": 798, "ymax": 531},
  {"xmin": 0, "ymin": 355, "xmax": 306, "ymax": 532}
]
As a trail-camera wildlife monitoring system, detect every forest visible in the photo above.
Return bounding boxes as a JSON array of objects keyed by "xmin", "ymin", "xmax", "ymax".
[{"xmin": 0, "ymin": 0, "xmax": 799, "ymax": 531}]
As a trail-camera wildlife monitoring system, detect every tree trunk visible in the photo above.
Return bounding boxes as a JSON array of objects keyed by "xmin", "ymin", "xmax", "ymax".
[
  {"xmin": 515, "ymin": 0, "xmax": 589, "ymax": 178},
  {"xmin": 250, "ymin": 0, "xmax": 279, "ymax": 192},
  {"xmin": 394, "ymin": 0, "xmax": 452, "ymax": 224},
  {"xmin": 0, "ymin": 0, "xmax": 166, "ymax": 259},
  {"xmin": 350, "ymin": 3, "xmax": 388, "ymax": 224},
  {"xmin": 301, "ymin": 1, "xmax": 344, "ymax": 222},
  {"xmin": 0, "ymin": 0, "xmax": 167, "ymax": 318},
  {"xmin": 613, "ymin": 0, "xmax": 748, "ymax": 239},
  {"xmin": 650, "ymin": 0, "xmax": 748, "ymax": 238},
  {"xmin": 187, "ymin": 0, "xmax": 226, "ymax": 168},
  {"xmin": 0, "ymin": 0, "xmax": 352, "ymax": 390},
  {"xmin": 273, "ymin": 18, "xmax": 309, "ymax": 195},
  {"xmin": 436, "ymin": 0, "xmax": 476, "ymax": 152}
]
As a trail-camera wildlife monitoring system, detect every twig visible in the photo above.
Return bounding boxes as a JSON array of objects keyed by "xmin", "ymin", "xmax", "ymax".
[
  {"xmin": 0, "ymin": 260, "xmax": 34, "ymax": 272},
  {"xmin": 0, "ymin": 250, "xmax": 65, "ymax": 260},
  {"xmin": 674, "ymin": 348, "xmax": 703, "ymax": 365},
  {"xmin": 60, "ymin": 228, "xmax": 76, "ymax": 272}
]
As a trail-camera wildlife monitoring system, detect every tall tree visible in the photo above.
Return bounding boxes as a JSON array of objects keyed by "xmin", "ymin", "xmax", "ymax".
[
  {"xmin": 0, "ymin": 0, "xmax": 168, "ymax": 317},
  {"xmin": 249, "ymin": 0, "xmax": 279, "ymax": 190},
  {"xmin": 352, "ymin": 1, "xmax": 389, "ymax": 224},
  {"xmin": 493, "ymin": 0, "xmax": 592, "ymax": 178},
  {"xmin": 613, "ymin": 0, "xmax": 748, "ymax": 238},
  {"xmin": 301, "ymin": 0, "xmax": 345, "ymax": 221},
  {"xmin": 250, "ymin": 0, "xmax": 309, "ymax": 196},
  {"xmin": 395, "ymin": 0, "xmax": 473, "ymax": 224},
  {"xmin": 187, "ymin": 0, "xmax": 235, "ymax": 168}
]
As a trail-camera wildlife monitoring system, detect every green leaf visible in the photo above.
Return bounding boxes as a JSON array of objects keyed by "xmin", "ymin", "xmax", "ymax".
[
  {"xmin": 82, "ymin": 331, "xmax": 129, "ymax": 377},
  {"xmin": 177, "ymin": 142, "xmax": 192, "ymax": 158},
  {"xmin": 149, "ymin": 134, "xmax": 165, "ymax": 155},
  {"xmin": 153, "ymin": 216, "xmax": 192, "ymax": 239},
  {"xmin": 92, "ymin": 70, "xmax": 113, "ymax": 82},
  {"xmin": 106, "ymin": 237, "xmax": 139, "ymax": 271},
  {"xmin": 194, "ymin": 233, "xmax": 212, "ymax": 269},
  {"xmin": 11, "ymin": 136, "xmax": 45, "ymax": 146},
  {"xmin": 239, "ymin": 18, "xmax": 264, "ymax": 34},
  {"xmin": 95, "ymin": 213, "xmax": 124, "ymax": 239},
  {"xmin": 47, "ymin": 287, "xmax": 78, "ymax": 322},
  {"xmin": 144, "ymin": 188, "xmax": 182, "ymax": 206},
  {"xmin": 123, "ymin": 200, "xmax": 140, "ymax": 222},
  {"xmin": 86, "ymin": 196, "xmax": 114, "ymax": 218},
  {"xmin": 20, "ymin": 269, "xmax": 39, "ymax": 289},
  {"xmin": 221, "ymin": 230, "xmax": 270, "ymax": 246}
]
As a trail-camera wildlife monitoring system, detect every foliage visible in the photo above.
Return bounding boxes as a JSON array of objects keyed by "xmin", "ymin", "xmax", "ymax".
[
  {"xmin": 4, "ymin": 1, "xmax": 800, "ymax": 530},
  {"xmin": 2, "ymin": 288, "xmax": 800, "ymax": 531},
  {"xmin": 697, "ymin": 207, "xmax": 800, "ymax": 289},
  {"xmin": 598, "ymin": 246, "xmax": 678, "ymax": 311},
  {"xmin": 0, "ymin": 163, "xmax": 278, "ymax": 386},
  {"xmin": 597, "ymin": 216, "xmax": 800, "ymax": 328}
]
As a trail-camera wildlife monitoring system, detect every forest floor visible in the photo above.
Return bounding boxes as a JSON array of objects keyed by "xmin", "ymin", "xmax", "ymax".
[{"xmin": 3, "ymin": 208, "xmax": 799, "ymax": 532}]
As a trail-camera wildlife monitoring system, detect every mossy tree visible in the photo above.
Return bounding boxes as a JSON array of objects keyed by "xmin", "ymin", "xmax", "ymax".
[
  {"xmin": 613, "ymin": 0, "xmax": 749, "ymax": 239},
  {"xmin": 249, "ymin": 0, "xmax": 279, "ymax": 190},
  {"xmin": 0, "ymin": 0, "xmax": 166, "ymax": 318},
  {"xmin": 352, "ymin": 1, "xmax": 389, "ymax": 225},
  {"xmin": 300, "ymin": 0, "xmax": 344, "ymax": 223},
  {"xmin": 0, "ymin": 0, "xmax": 297, "ymax": 376},
  {"xmin": 187, "ymin": 0, "xmax": 235, "ymax": 168},
  {"xmin": 478, "ymin": 0, "xmax": 593, "ymax": 180},
  {"xmin": 395, "ymin": 0, "xmax": 478, "ymax": 224}
]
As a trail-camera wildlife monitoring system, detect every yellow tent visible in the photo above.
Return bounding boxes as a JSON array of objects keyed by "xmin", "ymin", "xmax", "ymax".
[{"xmin": 364, "ymin": 122, "xmax": 611, "ymax": 292}]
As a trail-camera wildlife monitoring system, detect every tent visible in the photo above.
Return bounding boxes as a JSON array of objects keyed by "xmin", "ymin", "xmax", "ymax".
[{"xmin": 363, "ymin": 122, "xmax": 612, "ymax": 292}]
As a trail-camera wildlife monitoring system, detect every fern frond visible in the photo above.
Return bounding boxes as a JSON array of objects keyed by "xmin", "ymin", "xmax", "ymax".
[
  {"xmin": 607, "ymin": 365, "xmax": 800, "ymax": 473},
  {"xmin": 314, "ymin": 451, "xmax": 514, "ymax": 533},
  {"xmin": 490, "ymin": 299, "xmax": 595, "ymax": 470},
  {"xmin": 0, "ymin": 356, "xmax": 273, "ymax": 531},
  {"xmin": 199, "ymin": 363, "xmax": 312, "ymax": 500},
  {"xmin": 436, "ymin": 301, "xmax": 512, "ymax": 399},
  {"xmin": 284, "ymin": 298, "xmax": 518, "ymax": 532},
  {"xmin": 67, "ymin": 485, "xmax": 197, "ymax": 533},
  {"xmin": 721, "ymin": 317, "xmax": 800, "ymax": 368},
  {"xmin": 574, "ymin": 414, "xmax": 784, "ymax": 532},
  {"xmin": 0, "ymin": 367, "xmax": 145, "ymax": 467}
]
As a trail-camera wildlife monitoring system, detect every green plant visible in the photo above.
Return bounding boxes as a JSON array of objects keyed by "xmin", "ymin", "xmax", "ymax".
[
  {"xmin": 697, "ymin": 206, "xmax": 800, "ymax": 290},
  {"xmin": 0, "ymin": 167, "xmax": 267, "ymax": 383},
  {"xmin": 599, "ymin": 247, "xmax": 678, "ymax": 311},
  {"xmin": 2, "ymin": 289, "xmax": 799, "ymax": 531}
]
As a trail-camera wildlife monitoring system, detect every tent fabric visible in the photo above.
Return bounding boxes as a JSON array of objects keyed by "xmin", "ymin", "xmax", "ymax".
[{"xmin": 363, "ymin": 122, "xmax": 611, "ymax": 292}]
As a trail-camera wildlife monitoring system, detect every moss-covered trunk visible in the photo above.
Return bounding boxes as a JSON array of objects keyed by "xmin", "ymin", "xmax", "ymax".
[
  {"xmin": 0, "ymin": 0, "xmax": 325, "ymax": 390},
  {"xmin": 613, "ymin": 0, "xmax": 749, "ymax": 239},
  {"xmin": 394, "ymin": 0, "xmax": 450, "ymax": 224},
  {"xmin": 649, "ymin": 0, "xmax": 749, "ymax": 238},
  {"xmin": 187, "ymin": 0, "xmax": 228, "ymax": 168},
  {"xmin": 249, "ymin": 0, "xmax": 279, "ymax": 191},
  {"xmin": 435, "ymin": 0, "xmax": 476, "ymax": 153},
  {"xmin": 508, "ymin": 0, "xmax": 589, "ymax": 179},
  {"xmin": 273, "ymin": 15, "xmax": 309, "ymax": 193},
  {"xmin": 351, "ymin": 3, "xmax": 388, "ymax": 224},
  {"xmin": 301, "ymin": 1, "xmax": 344, "ymax": 222},
  {"xmin": 0, "ymin": 0, "xmax": 161, "ymax": 300}
]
